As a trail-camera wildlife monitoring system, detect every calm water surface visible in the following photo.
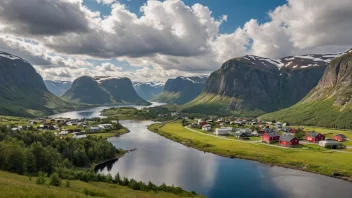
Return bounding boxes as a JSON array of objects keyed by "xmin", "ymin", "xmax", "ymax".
[
  {"xmin": 50, "ymin": 102, "xmax": 165, "ymax": 119},
  {"xmin": 97, "ymin": 120, "xmax": 352, "ymax": 198},
  {"xmin": 51, "ymin": 105, "xmax": 352, "ymax": 198}
]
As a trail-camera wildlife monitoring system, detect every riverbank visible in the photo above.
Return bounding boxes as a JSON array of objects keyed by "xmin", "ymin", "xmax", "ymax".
[
  {"xmin": 148, "ymin": 122, "xmax": 352, "ymax": 181},
  {"xmin": 0, "ymin": 170, "xmax": 198, "ymax": 198},
  {"xmin": 88, "ymin": 127, "xmax": 130, "ymax": 139}
]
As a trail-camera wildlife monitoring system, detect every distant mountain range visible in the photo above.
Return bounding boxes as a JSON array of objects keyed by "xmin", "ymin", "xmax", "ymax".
[
  {"xmin": 0, "ymin": 51, "xmax": 74, "ymax": 117},
  {"xmin": 182, "ymin": 50, "xmax": 351, "ymax": 116},
  {"xmin": 44, "ymin": 80, "xmax": 72, "ymax": 96},
  {"xmin": 62, "ymin": 76, "xmax": 149, "ymax": 105},
  {"xmin": 260, "ymin": 50, "xmax": 352, "ymax": 128},
  {"xmin": 153, "ymin": 76, "xmax": 207, "ymax": 104},
  {"xmin": 133, "ymin": 82, "xmax": 164, "ymax": 101}
]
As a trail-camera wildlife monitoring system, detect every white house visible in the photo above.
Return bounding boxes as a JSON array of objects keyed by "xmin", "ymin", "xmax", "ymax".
[
  {"xmin": 90, "ymin": 126, "xmax": 100, "ymax": 132},
  {"xmin": 319, "ymin": 140, "xmax": 344, "ymax": 148},
  {"xmin": 11, "ymin": 127, "xmax": 20, "ymax": 131},
  {"xmin": 98, "ymin": 124, "xmax": 112, "ymax": 129},
  {"xmin": 214, "ymin": 127, "xmax": 233, "ymax": 136},
  {"xmin": 202, "ymin": 124, "xmax": 212, "ymax": 131},
  {"xmin": 59, "ymin": 131, "xmax": 68, "ymax": 136},
  {"xmin": 111, "ymin": 120, "xmax": 118, "ymax": 124},
  {"xmin": 72, "ymin": 133, "xmax": 87, "ymax": 139},
  {"xmin": 171, "ymin": 112, "xmax": 180, "ymax": 116}
]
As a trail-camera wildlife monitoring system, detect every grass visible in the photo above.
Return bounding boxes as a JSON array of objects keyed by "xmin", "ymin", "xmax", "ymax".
[
  {"xmin": 88, "ymin": 128, "xmax": 130, "ymax": 139},
  {"xmin": 0, "ymin": 170, "xmax": 198, "ymax": 198},
  {"xmin": 149, "ymin": 122, "xmax": 352, "ymax": 181},
  {"xmin": 260, "ymin": 97, "xmax": 352, "ymax": 129}
]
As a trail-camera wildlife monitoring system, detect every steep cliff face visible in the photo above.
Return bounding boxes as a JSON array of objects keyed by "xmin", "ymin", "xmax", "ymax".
[
  {"xmin": 99, "ymin": 77, "xmax": 148, "ymax": 105},
  {"xmin": 153, "ymin": 76, "xmax": 207, "ymax": 105},
  {"xmin": 133, "ymin": 82, "xmax": 164, "ymax": 101},
  {"xmin": 182, "ymin": 51, "xmax": 347, "ymax": 115},
  {"xmin": 0, "ymin": 51, "xmax": 72, "ymax": 117},
  {"xmin": 260, "ymin": 51, "xmax": 352, "ymax": 128},
  {"xmin": 62, "ymin": 76, "xmax": 149, "ymax": 105},
  {"xmin": 44, "ymin": 80, "xmax": 72, "ymax": 96}
]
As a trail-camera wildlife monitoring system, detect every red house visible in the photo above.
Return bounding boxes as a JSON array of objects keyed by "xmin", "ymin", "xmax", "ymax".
[
  {"xmin": 289, "ymin": 128, "xmax": 297, "ymax": 133},
  {"xmin": 305, "ymin": 132, "xmax": 325, "ymax": 142},
  {"xmin": 262, "ymin": 132, "xmax": 281, "ymax": 144},
  {"xmin": 279, "ymin": 134, "xmax": 299, "ymax": 147},
  {"xmin": 332, "ymin": 134, "xmax": 347, "ymax": 142},
  {"xmin": 199, "ymin": 121, "xmax": 208, "ymax": 126}
]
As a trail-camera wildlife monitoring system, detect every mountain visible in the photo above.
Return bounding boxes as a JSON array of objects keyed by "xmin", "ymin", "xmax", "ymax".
[
  {"xmin": 0, "ymin": 51, "xmax": 74, "ymax": 117},
  {"xmin": 62, "ymin": 76, "xmax": 149, "ymax": 105},
  {"xmin": 260, "ymin": 50, "xmax": 352, "ymax": 129},
  {"xmin": 133, "ymin": 82, "xmax": 164, "ymax": 101},
  {"xmin": 182, "ymin": 50, "xmax": 350, "ymax": 116},
  {"xmin": 44, "ymin": 80, "xmax": 72, "ymax": 96},
  {"xmin": 153, "ymin": 76, "xmax": 207, "ymax": 105}
]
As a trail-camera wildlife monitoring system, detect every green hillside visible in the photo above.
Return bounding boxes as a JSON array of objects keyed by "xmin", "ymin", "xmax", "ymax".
[
  {"xmin": 260, "ymin": 52, "xmax": 352, "ymax": 129},
  {"xmin": 0, "ymin": 171, "xmax": 198, "ymax": 198}
]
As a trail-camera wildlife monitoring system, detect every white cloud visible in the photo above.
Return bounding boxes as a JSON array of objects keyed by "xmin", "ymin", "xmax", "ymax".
[{"xmin": 0, "ymin": 0, "xmax": 351, "ymax": 81}]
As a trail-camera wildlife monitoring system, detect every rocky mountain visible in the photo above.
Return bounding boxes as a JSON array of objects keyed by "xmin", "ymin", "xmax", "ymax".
[
  {"xmin": 44, "ymin": 80, "xmax": 72, "ymax": 96},
  {"xmin": 62, "ymin": 76, "xmax": 149, "ymax": 105},
  {"xmin": 182, "ymin": 50, "xmax": 351, "ymax": 116},
  {"xmin": 133, "ymin": 82, "xmax": 164, "ymax": 101},
  {"xmin": 260, "ymin": 50, "xmax": 352, "ymax": 128},
  {"xmin": 153, "ymin": 76, "xmax": 207, "ymax": 104},
  {"xmin": 0, "ymin": 51, "xmax": 73, "ymax": 117}
]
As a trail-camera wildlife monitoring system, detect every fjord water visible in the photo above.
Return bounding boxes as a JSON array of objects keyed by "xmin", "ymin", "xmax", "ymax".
[
  {"xmin": 51, "ymin": 105, "xmax": 352, "ymax": 198},
  {"xmin": 98, "ymin": 120, "xmax": 352, "ymax": 198}
]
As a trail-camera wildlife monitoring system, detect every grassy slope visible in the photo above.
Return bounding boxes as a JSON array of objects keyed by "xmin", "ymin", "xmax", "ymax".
[
  {"xmin": 259, "ymin": 97, "xmax": 352, "ymax": 129},
  {"xmin": 180, "ymin": 93, "xmax": 264, "ymax": 116},
  {"xmin": 0, "ymin": 87, "xmax": 76, "ymax": 117},
  {"xmin": 153, "ymin": 92, "xmax": 181, "ymax": 104},
  {"xmin": 149, "ymin": 122, "xmax": 352, "ymax": 180},
  {"xmin": 0, "ymin": 171, "xmax": 195, "ymax": 198}
]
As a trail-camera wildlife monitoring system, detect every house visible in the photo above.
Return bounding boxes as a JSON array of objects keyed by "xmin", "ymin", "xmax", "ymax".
[
  {"xmin": 235, "ymin": 131, "xmax": 249, "ymax": 139},
  {"xmin": 29, "ymin": 120, "xmax": 37, "ymax": 125},
  {"xmin": 319, "ymin": 140, "xmax": 345, "ymax": 149},
  {"xmin": 202, "ymin": 124, "xmax": 212, "ymax": 132},
  {"xmin": 72, "ymin": 132, "xmax": 87, "ymax": 139},
  {"xmin": 289, "ymin": 128, "xmax": 297, "ymax": 133},
  {"xmin": 11, "ymin": 127, "xmax": 20, "ymax": 131},
  {"xmin": 90, "ymin": 127, "xmax": 100, "ymax": 132},
  {"xmin": 306, "ymin": 132, "xmax": 325, "ymax": 142},
  {"xmin": 251, "ymin": 131, "xmax": 260, "ymax": 137},
  {"xmin": 98, "ymin": 124, "xmax": 112, "ymax": 129},
  {"xmin": 332, "ymin": 134, "xmax": 347, "ymax": 142},
  {"xmin": 59, "ymin": 131, "xmax": 68, "ymax": 136},
  {"xmin": 199, "ymin": 121, "xmax": 208, "ymax": 126},
  {"xmin": 262, "ymin": 132, "xmax": 281, "ymax": 143},
  {"xmin": 275, "ymin": 122, "xmax": 283, "ymax": 129},
  {"xmin": 171, "ymin": 112, "xmax": 180, "ymax": 117},
  {"xmin": 191, "ymin": 123, "xmax": 200, "ymax": 128},
  {"xmin": 279, "ymin": 134, "xmax": 299, "ymax": 147},
  {"xmin": 111, "ymin": 120, "xmax": 118, "ymax": 124},
  {"xmin": 214, "ymin": 127, "xmax": 232, "ymax": 136}
]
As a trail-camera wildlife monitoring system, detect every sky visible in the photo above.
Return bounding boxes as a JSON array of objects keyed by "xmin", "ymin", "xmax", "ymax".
[{"xmin": 0, "ymin": 0, "xmax": 351, "ymax": 82}]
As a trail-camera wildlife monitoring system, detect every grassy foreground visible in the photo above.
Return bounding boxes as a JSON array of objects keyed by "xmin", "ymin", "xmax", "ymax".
[
  {"xmin": 148, "ymin": 122, "xmax": 352, "ymax": 181},
  {"xmin": 0, "ymin": 170, "xmax": 198, "ymax": 198}
]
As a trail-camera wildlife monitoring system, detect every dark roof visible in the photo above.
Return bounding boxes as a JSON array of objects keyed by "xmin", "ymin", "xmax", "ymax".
[
  {"xmin": 307, "ymin": 132, "xmax": 321, "ymax": 137},
  {"xmin": 265, "ymin": 132, "xmax": 281, "ymax": 137},
  {"xmin": 280, "ymin": 134, "xmax": 296, "ymax": 141},
  {"xmin": 335, "ymin": 134, "xmax": 346, "ymax": 138}
]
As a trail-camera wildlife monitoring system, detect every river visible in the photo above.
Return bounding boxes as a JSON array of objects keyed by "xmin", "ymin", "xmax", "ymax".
[{"xmin": 52, "ymin": 104, "xmax": 352, "ymax": 198}]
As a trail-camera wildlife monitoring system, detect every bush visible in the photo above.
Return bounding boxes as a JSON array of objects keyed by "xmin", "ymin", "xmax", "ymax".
[
  {"xmin": 49, "ymin": 173, "xmax": 62, "ymax": 187},
  {"xmin": 36, "ymin": 171, "xmax": 47, "ymax": 185},
  {"xmin": 65, "ymin": 180, "xmax": 70, "ymax": 188}
]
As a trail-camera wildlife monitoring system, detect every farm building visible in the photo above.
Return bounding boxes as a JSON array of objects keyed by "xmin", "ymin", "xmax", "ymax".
[
  {"xmin": 235, "ymin": 132, "xmax": 248, "ymax": 139},
  {"xmin": 214, "ymin": 127, "xmax": 232, "ymax": 136},
  {"xmin": 332, "ymin": 134, "xmax": 347, "ymax": 142},
  {"xmin": 202, "ymin": 124, "xmax": 212, "ymax": 131},
  {"xmin": 262, "ymin": 132, "xmax": 281, "ymax": 143},
  {"xmin": 319, "ymin": 140, "xmax": 345, "ymax": 149},
  {"xmin": 279, "ymin": 134, "xmax": 299, "ymax": 147},
  {"xmin": 306, "ymin": 132, "xmax": 325, "ymax": 142}
]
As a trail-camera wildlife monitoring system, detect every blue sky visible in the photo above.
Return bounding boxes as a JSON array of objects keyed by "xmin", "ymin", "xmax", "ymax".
[{"xmin": 84, "ymin": 0, "xmax": 287, "ymax": 34}]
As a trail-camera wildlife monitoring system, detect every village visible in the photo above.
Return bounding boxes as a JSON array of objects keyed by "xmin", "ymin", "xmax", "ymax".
[
  {"xmin": 6, "ymin": 116, "xmax": 127, "ymax": 139},
  {"xmin": 184, "ymin": 116, "xmax": 349, "ymax": 150}
]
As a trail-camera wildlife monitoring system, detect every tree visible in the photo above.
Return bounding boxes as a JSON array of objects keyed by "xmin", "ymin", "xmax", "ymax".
[
  {"xmin": 49, "ymin": 173, "xmax": 62, "ymax": 186},
  {"xmin": 36, "ymin": 171, "xmax": 47, "ymax": 185}
]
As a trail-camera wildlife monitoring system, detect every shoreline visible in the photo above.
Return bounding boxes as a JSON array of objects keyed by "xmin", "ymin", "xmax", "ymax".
[{"xmin": 147, "ymin": 122, "xmax": 352, "ymax": 182}]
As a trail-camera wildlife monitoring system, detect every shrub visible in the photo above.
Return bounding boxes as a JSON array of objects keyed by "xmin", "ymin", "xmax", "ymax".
[
  {"xmin": 36, "ymin": 171, "xmax": 47, "ymax": 185},
  {"xmin": 49, "ymin": 173, "xmax": 62, "ymax": 187}
]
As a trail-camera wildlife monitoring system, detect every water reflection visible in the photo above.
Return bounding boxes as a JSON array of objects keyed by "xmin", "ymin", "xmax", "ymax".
[
  {"xmin": 50, "ymin": 102, "xmax": 165, "ymax": 119},
  {"xmin": 97, "ymin": 120, "xmax": 352, "ymax": 198}
]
